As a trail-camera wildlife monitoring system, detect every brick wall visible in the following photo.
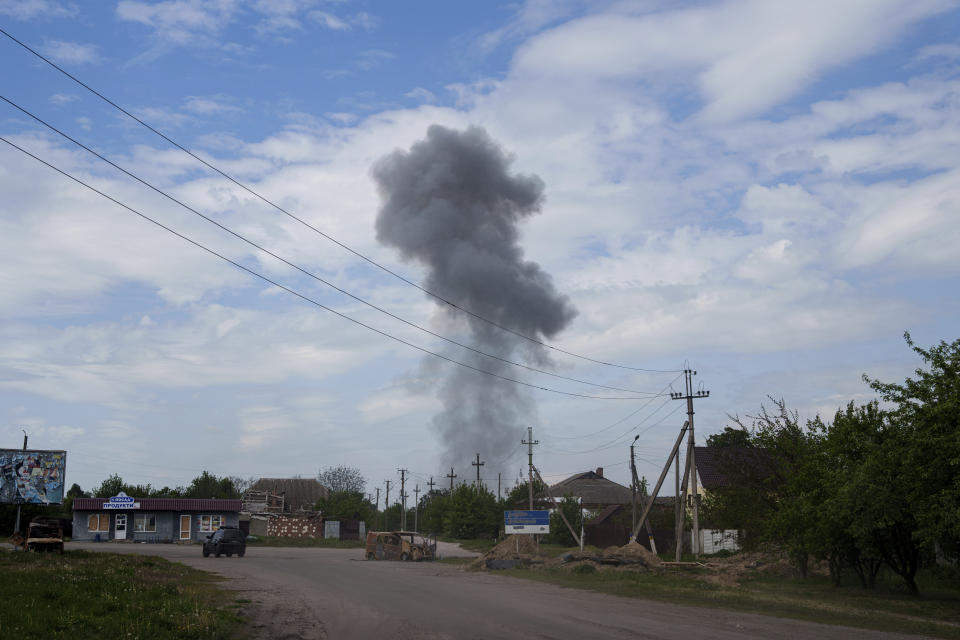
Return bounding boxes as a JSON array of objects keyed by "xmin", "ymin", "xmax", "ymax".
[{"xmin": 266, "ymin": 515, "xmax": 323, "ymax": 538}]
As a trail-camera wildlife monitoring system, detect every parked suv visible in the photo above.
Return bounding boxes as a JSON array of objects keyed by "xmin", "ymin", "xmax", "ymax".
[{"xmin": 202, "ymin": 526, "xmax": 246, "ymax": 557}]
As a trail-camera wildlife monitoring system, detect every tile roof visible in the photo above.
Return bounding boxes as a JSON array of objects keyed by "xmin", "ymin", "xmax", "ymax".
[
  {"xmin": 547, "ymin": 470, "xmax": 633, "ymax": 506},
  {"xmin": 249, "ymin": 478, "xmax": 329, "ymax": 512},
  {"xmin": 694, "ymin": 446, "xmax": 770, "ymax": 490}
]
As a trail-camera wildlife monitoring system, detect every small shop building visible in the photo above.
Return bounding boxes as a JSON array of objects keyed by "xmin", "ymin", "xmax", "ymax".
[{"xmin": 72, "ymin": 492, "xmax": 241, "ymax": 543}]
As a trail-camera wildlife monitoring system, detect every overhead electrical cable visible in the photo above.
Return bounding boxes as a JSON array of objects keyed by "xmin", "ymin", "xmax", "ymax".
[
  {"xmin": 547, "ymin": 400, "xmax": 683, "ymax": 455},
  {"xmin": 0, "ymin": 94, "xmax": 664, "ymax": 398},
  {"xmin": 0, "ymin": 133, "xmax": 649, "ymax": 401},
  {"xmin": 0, "ymin": 26, "xmax": 680, "ymax": 374},
  {"xmin": 542, "ymin": 373, "xmax": 683, "ymax": 440}
]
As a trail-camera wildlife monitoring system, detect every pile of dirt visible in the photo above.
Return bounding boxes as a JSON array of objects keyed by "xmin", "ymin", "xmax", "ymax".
[
  {"xmin": 472, "ymin": 535, "xmax": 542, "ymax": 570},
  {"xmin": 606, "ymin": 541, "xmax": 662, "ymax": 567},
  {"xmin": 552, "ymin": 542, "xmax": 662, "ymax": 571}
]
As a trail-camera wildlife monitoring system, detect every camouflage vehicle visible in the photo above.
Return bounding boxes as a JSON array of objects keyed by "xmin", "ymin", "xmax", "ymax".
[{"xmin": 364, "ymin": 531, "xmax": 434, "ymax": 562}]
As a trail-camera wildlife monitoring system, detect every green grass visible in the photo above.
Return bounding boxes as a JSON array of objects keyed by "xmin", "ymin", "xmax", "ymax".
[
  {"xmin": 244, "ymin": 535, "xmax": 362, "ymax": 548},
  {"xmin": 0, "ymin": 549, "xmax": 243, "ymax": 639},
  {"xmin": 499, "ymin": 564, "xmax": 960, "ymax": 638}
]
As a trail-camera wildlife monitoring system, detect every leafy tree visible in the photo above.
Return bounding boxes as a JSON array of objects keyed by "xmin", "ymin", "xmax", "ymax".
[
  {"xmin": 93, "ymin": 474, "xmax": 127, "ymax": 497},
  {"xmin": 546, "ymin": 495, "xmax": 581, "ymax": 546},
  {"xmin": 706, "ymin": 426, "xmax": 752, "ymax": 448},
  {"xmin": 865, "ymin": 332, "xmax": 960, "ymax": 563},
  {"xmin": 317, "ymin": 491, "xmax": 374, "ymax": 524},
  {"xmin": 443, "ymin": 483, "xmax": 500, "ymax": 539},
  {"xmin": 182, "ymin": 471, "xmax": 242, "ymax": 499},
  {"xmin": 66, "ymin": 483, "xmax": 86, "ymax": 498},
  {"xmin": 419, "ymin": 491, "xmax": 450, "ymax": 535},
  {"xmin": 505, "ymin": 476, "xmax": 547, "ymax": 508},
  {"xmin": 317, "ymin": 465, "xmax": 366, "ymax": 494}
]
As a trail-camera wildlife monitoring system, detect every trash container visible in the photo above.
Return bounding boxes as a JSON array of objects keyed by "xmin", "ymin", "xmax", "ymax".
[{"xmin": 95, "ymin": 533, "xmax": 101, "ymax": 542}]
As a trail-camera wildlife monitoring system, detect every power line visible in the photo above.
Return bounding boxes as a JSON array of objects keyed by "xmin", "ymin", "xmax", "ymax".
[
  {"xmin": 543, "ymin": 401, "xmax": 684, "ymax": 455},
  {"xmin": 0, "ymin": 94, "xmax": 668, "ymax": 399},
  {"xmin": 0, "ymin": 25, "xmax": 680, "ymax": 375},
  {"xmin": 0, "ymin": 134, "xmax": 647, "ymax": 401},
  {"xmin": 540, "ymin": 373, "xmax": 683, "ymax": 440}
]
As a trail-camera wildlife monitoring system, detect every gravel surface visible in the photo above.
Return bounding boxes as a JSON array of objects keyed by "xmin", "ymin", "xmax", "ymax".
[{"xmin": 65, "ymin": 541, "xmax": 924, "ymax": 640}]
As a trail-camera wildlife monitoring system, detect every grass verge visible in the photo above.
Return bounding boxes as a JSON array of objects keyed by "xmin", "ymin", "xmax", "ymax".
[
  {"xmin": 244, "ymin": 535, "xmax": 362, "ymax": 548},
  {"xmin": 0, "ymin": 549, "xmax": 243, "ymax": 639},
  {"xmin": 497, "ymin": 564, "xmax": 960, "ymax": 638}
]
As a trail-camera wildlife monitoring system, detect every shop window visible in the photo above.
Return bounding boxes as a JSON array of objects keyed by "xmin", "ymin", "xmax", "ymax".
[
  {"xmin": 199, "ymin": 515, "xmax": 223, "ymax": 532},
  {"xmin": 134, "ymin": 514, "xmax": 156, "ymax": 532},
  {"xmin": 88, "ymin": 514, "xmax": 109, "ymax": 532}
]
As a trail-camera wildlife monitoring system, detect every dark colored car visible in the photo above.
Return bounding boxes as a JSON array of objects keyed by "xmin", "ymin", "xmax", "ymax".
[{"xmin": 202, "ymin": 526, "xmax": 246, "ymax": 557}]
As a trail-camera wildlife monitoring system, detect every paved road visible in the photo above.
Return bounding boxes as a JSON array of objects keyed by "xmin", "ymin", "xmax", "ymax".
[{"xmin": 67, "ymin": 542, "xmax": 920, "ymax": 640}]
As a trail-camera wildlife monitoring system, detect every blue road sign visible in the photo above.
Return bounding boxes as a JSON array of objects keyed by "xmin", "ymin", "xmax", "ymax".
[{"xmin": 504, "ymin": 510, "xmax": 549, "ymax": 534}]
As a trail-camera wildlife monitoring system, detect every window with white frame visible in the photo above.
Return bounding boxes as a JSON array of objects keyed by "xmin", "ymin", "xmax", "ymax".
[
  {"xmin": 88, "ymin": 514, "xmax": 109, "ymax": 532},
  {"xmin": 199, "ymin": 515, "xmax": 223, "ymax": 532},
  {"xmin": 134, "ymin": 514, "xmax": 156, "ymax": 532}
]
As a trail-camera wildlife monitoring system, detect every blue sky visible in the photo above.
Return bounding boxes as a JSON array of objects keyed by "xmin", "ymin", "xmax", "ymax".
[{"xmin": 1, "ymin": 0, "xmax": 959, "ymax": 501}]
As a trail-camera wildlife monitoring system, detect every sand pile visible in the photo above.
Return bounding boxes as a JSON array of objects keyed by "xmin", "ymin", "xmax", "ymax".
[
  {"xmin": 473, "ymin": 535, "xmax": 541, "ymax": 570},
  {"xmin": 607, "ymin": 541, "xmax": 662, "ymax": 567}
]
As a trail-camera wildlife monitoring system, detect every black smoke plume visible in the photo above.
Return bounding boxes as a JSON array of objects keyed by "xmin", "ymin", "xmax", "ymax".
[{"xmin": 372, "ymin": 125, "xmax": 576, "ymax": 482}]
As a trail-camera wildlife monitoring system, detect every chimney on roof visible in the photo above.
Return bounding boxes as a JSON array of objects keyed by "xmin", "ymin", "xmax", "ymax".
[{"xmin": 595, "ymin": 467, "xmax": 603, "ymax": 478}]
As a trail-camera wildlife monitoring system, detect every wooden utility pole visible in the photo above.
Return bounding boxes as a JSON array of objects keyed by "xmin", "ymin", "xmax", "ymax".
[
  {"xmin": 446, "ymin": 467, "xmax": 457, "ymax": 492},
  {"xmin": 630, "ymin": 436, "xmax": 658, "ymax": 553},
  {"xmin": 630, "ymin": 435, "xmax": 639, "ymax": 531},
  {"xmin": 384, "ymin": 480, "xmax": 391, "ymax": 530},
  {"xmin": 472, "ymin": 454, "xmax": 485, "ymax": 488},
  {"xmin": 631, "ymin": 421, "xmax": 689, "ymax": 543},
  {"xmin": 413, "ymin": 485, "xmax": 420, "ymax": 532},
  {"xmin": 374, "ymin": 487, "xmax": 381, "ymax": 529},
  {"xmin": 671, "ymin": 369, "xmax": 709, "ymax": 558},
  {"xmin": 398, "ymin": 469, "xmax": 408, "ymax": 531},
  {"xmin": 522, "ymin": 426, "xmax": 538, "ymax": 509},
  {"xmin": 427, "ymin": 477, "xmax": 436, "ymax": 494}
]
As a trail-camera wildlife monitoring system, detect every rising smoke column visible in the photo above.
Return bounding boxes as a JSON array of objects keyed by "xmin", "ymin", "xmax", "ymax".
[{"xmin": 372, "ymin": 125, "xmax": 577, "ymax": 478}]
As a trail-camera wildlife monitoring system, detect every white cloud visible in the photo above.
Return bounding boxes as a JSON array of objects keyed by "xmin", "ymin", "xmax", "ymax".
[
  {"xmin": 510, "ymin": 0, "xmax": 954, "ymax": 122},
  {"xmin": 49, "ymin": 93, "xmax": 78, "ymax": 105},
  {"xmin": 404, "ymin": 88, "xmax": 436, "ymax": 104},
  {"xmin": 357, "ymin": 49, "xmax": 394, "ymax": 71},
  {"xmin": 183, "ymin": 95, "xmax": 242, "ymax": 115},
  {"xmin": 43, "ymin": 40, "xmax": 100, "ymax": 65},
  {"xmin": 0, "ymin": 0, "xmax": 76, "ymax": 20},
  {"xmin": 116, "ymin": 0, "xmax": 241, "ymax": 53}
]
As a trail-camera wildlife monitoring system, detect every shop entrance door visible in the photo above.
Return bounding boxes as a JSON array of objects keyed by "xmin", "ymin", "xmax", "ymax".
[
  {"xmin": 115, "ymin": 513, "xmax": 127, "ymax": 540},
  {"xmin": 180, "ymin": 515, "xmax": 191, "ymax": 540}
]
